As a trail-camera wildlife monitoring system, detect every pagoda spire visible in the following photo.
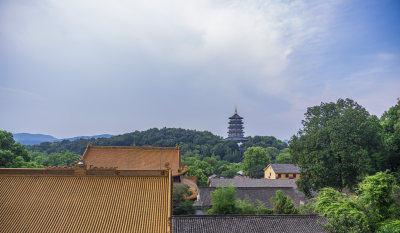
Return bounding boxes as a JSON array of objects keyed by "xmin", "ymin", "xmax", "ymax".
[{"xmin": 235, "ymin": 104, "xmax": 237, "ymax": 115}]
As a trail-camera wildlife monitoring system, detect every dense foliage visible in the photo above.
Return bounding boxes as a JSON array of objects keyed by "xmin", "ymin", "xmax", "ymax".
[
  {"xmin": 290, "ymin": 98, "xmax": 395, "ymax": 196},
  {"xmin": 27, "ymin": 128, "xmax": 287, "ymax": 161},
  {"xmin": 315, "ymin": 172, "xmax": 400, "ymax": 232},
  {"xmin": 243, "ymin": 147, "xmax": 270, "ymax": 178},
  {"xmin": 30, "ymin": 151, "xmax": 81, "ymax": 167},
  {"xmin": 26, "ymin": 128, "xmax": 287, "ymax": 185},
  {"xmin": 0, "ymin": 130, "xmax": 87, "ymax": 168},
  {"xmin": 270, "ymin": 190, "xmax": 298, "ymax": 214},
  {"xmin": 172, "ymin": 184, "xmax": 196, "ymax": 215},
  {"xmin": 0, "ymin": 130, "xmax": 39, "ymax": 168},
  {"xmin": 207, "ymin": 185, "xmax": 297, "ymax": 215},
  {"xmin": 207, "ymin": 184, "xmax": 238, "ymax": 214},
  {"xmin": 380, "ymin": 101, "xmax": 400, "ymax": 172}
]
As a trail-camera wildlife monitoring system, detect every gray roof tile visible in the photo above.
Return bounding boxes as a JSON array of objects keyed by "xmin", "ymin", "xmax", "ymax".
[
  {"xmin": 172, "ymin": 215, "xmax": 327, "ymax": 233},
  {"xmin": 209, "ymin": 177, "xmax": 297, "ymax": 188},
  {"xmin": 195, "ymin": 187, "xmax": 306, "ymax": 208},
  {"xmin": 268, "ymin": 164, "xmax": 300, "ymax": 173}
]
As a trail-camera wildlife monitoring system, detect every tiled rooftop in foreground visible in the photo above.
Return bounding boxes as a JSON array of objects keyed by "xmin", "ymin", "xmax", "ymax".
[
  {"xmin": 0, "ymin": 164, "xmax": 172, "ymax": 233},
  {"xmin": 173, "ymin": 215, "xmax": 327, "ymax": 233}
]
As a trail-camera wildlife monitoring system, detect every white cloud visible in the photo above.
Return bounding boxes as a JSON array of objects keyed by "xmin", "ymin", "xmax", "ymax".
[
  {"xmin": 0, "ymin": 0, "xmax": 341, "ymax": 94},
  {"xmin": 5, "ymin": 0, "xmax": 398, "ymax": 140}
]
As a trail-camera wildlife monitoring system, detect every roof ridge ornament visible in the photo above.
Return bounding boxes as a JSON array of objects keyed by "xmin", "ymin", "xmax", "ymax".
[{"xmin": 235, "ymin": 104, "xmax": 238, "ymax": 115}]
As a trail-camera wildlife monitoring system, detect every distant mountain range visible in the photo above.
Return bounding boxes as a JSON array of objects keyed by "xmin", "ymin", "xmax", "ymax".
[{"xmin": 13, "ymin": 133, "xmax": 114, "ymax": 145}]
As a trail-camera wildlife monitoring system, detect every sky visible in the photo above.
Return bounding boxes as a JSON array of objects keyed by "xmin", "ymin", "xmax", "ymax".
[{"xmin": 1, "ymin": 0, "xmax": 399, "ymax": 140}]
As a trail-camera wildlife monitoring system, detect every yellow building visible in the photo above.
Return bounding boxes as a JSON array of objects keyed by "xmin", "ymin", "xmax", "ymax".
[{"xmin": 264, "ymin": 164, "xmax": 300, "ymax": 179}]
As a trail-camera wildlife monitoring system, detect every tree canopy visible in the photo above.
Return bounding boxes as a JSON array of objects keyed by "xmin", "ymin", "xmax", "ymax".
[
  {"xmin": 0, "ymin": 130, "xmax": 38, "ymax": 168},
  {"xmin": 380, "ymin": 101, "xmax": 400, "ymax": 172},
  {"xmin": 172, "ymin": 184, "xmax": 195, "ymax": 215},
  {"xmin": 315, "ymin": 172, "xmax": 400, "ymax": 232},
  {"xmin": 207, "ymin": 184, "xmax": 237, "ymax": 214},
  {"xmin": 243, "ymin": 147, "xmax": 270, "ymax": 178},
  {"xmin": 270, "ymin": 190, "xmax": 298, "ymax": 214},
  {"xmin": 26, "ymin": 128, "xmax": 286, "ymax": 185},
  {"xmin": 290, "ymin": 98, "xmax": 384, "ymax": 196}
]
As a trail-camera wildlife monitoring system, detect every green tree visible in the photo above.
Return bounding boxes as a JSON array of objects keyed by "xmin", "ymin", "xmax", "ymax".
[
  {"xmin": 290, "ymin": 98, "xmax": 383, "ymax": 196},
  {"xmin": 221, "ymin": 168, "xmax": 237, "ymax": 178},
  {"xmin": 236, "ymin": 196, "xmax": 256, "ymax": 214},
  {"xmin": 243, "ymin": 147, "xmax": 270, "ymax": 178},
  {"xmin": 255, "ymin": 200, "xmax": 273, "ymax": 214},
  {"xmin": 265, "ymin": 147, "xmax": 280, "ymax": 162},
  {"xmin": 0, "ymin": 130, "xmax": 39, "ymax": 168},
  {"xmin": 185, "ymin": 166, "xmax": 208, "ymax": 186},
  {"xmin": 315, "ymin": 172, "xmax": 400, "ymax": 232},
  {"xmin": 207, "ymin": 185, "xmax": 237, "ymax": 214},
  {"xmin": 315, "ymin": 188, "xmax": 368, "ymax": 233},
  {"xmin": 377, "ymin": 220, "xmax": 400, "ymax": 233},
  {"xmin": 275, "ymin": 149, "xmax": 292, "ymax": 164},
  {"xmin": 197, "ymin": 172, "xmax": 208, "ymax": 186},
  {"xmin": 172, "ymin": 184, "xmax": 195, "ymax": 215},
  {"xmin": 357, "ymin": 172, "xmax": 400, "ymax": 231},
  {"xmin": 380, "ymin": 101, "xmax": 400, "ymax": 172},
  {"xmin": 193, "ymin": 160, "xmax": 214, "ymax": 176},
  {"xmin": 44, "ymin": 151, "xmax": 80, "ymax": 167},
  {"xmin": 242, "ymin": 136, "xmax": 288, "ymax": 151},
  {"xmin": 218, "ymin": 162, "xmax": 241, "ymax": 178},
  {"xmin": 270, "ymin": 190, "xmax": 298, "ymax": 214},
  {"xmin": 297, "ymin": 202, "xmax": 316, "ymax": 214}
]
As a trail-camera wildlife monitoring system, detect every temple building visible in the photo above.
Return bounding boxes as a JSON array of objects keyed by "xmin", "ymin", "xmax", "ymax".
[
  {"xmin": 226, "ymin": 105, "xmax": 248, "ymax": 143},
  {"xmin": 0, "ymin": 162, "xmax": 172, "ymax": 233},
  {"xmin": 80, "ymin": 143, "xmax": 198, "ymax": 198},
  {"xmin": 80, "ymin": 143, "xmax": 187, "ymax": 182}
]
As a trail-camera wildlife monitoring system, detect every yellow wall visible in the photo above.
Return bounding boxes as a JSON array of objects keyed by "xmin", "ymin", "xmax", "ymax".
[
  {"xmin": 264, "ymin": 165, "xmax": 300, "ymax": 179},
  {"xmin": 264, "ymin": 166, "xmax": 276, "ymax": 179},
  {"xmin": 274, "ymin": 173, "xmax": 300, "ymax": 179}
]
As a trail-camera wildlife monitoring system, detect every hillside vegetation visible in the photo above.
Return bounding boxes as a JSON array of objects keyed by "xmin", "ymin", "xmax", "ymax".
[{"xmin": 3, "ymin": 128, "xmax": 288, "ymax": 185}]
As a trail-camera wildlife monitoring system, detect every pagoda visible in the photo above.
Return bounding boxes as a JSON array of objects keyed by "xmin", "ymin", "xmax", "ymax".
[{"xmin": 226, "ymin": 105, "xmax": 248, "ymax": 143}]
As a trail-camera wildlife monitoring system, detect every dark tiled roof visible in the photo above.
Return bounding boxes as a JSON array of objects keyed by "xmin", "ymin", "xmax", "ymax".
[
  {"xmin": 268, "ymin": 164, "xmax": 300, "ymax": 173},
  {"xmin": 172, "ymin": 215, "xmax": 327, "ymax": 233},
  {"xmin": 195, "ymin": 187, "xmax": 306, "ymax": 208},
  {"xmin": 209, "ymin": 177, "xmax": 297, "ymax": 188}
]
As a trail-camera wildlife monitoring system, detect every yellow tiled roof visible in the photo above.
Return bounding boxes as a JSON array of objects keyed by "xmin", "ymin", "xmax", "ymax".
[
  {"xmin": 81, "ymin": 145, "xmax": 182, "ymax": 176},
  {"xmin": 0, "ymin": 167, "xmax": 172, "ymax": 233}
]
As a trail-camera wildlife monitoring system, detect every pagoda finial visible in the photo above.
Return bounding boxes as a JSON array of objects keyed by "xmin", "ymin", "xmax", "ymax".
[{"xmin": 235, "ymin": 104, "xmax": 238, "ymax": 115}]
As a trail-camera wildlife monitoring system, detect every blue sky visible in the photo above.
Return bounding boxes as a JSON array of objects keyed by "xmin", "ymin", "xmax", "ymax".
[{"xmin": 0, "ymin": 0, "xmax": 399, "ymax": 140}]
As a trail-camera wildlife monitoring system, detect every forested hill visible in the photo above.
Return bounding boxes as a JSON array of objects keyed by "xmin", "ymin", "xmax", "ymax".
[{"xmin": 27, "ymin": 128, "xmax": 287, "ymax": 161}]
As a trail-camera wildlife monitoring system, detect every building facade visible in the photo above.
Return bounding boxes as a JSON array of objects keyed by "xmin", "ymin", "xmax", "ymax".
[{"xmin": 264, "ymin": 164, "xmax": 300, "ymax": 179}]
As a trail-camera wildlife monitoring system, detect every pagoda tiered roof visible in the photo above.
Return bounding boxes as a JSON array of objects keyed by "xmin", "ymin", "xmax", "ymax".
[{"xmin": 227, "ymin": 106, "xmax": 246, "ymax": 139}]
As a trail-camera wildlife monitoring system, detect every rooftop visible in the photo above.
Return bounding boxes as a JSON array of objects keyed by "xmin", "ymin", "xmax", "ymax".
[
  {"xmin": 0, "ymin": 166, "xmax": 172, "ymax": 233},
  {"xmin": 195, "ymin": 187, "xmax": 306, "ymax": 208},
  {"xmin": 209, "ymin": 177, "xmax": 297, "ymax": 188},
  {"xmin": 172, "ymin": 215, "xmax": 327, "ymax": 233},
  {"xmin": 81, "ymin": 144, "xmax": 183, "ymax": 176},
  {"xmin": 266, "ymin": 164, "xmax": 300, "ymax": 174}
]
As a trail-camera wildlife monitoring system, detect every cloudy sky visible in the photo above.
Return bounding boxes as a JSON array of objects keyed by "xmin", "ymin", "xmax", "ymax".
[{"xmin": 1, "ymin": 0, "xmax": 399, "ymax": 140}]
